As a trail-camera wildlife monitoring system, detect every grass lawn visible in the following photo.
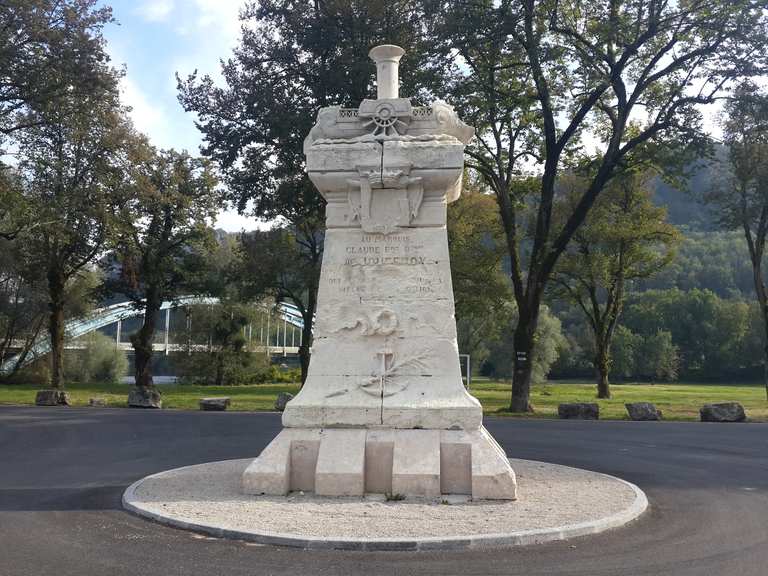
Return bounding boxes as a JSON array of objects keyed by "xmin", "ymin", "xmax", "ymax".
[
  {"xmin": 471, "ymin": 379, "xmax": 768, "ymax": 421},
  {"xmin": 0, "ymin": 381, "xmax": 301, "ymax": 411},
  {"xmin": 0, "ymin": 379, "xmax": 765, "ymax": 421}
]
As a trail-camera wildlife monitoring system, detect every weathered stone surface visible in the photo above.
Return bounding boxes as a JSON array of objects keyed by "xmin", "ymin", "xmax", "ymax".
[
  {"xmin": 128, "ymin": 387, "xmax": 162, "ymax": 409},
  {"xmin": 700, "ymin": 402, "xmax": 746, "ymax": 422},
  {"xmin": 35, "ymin": 389, "xmax": 70, "ymax": 406},
  {"xmin": 392, "ymin": 430, "xmax": 441, "ymax": 498},
  {"xmin": 315, "ymin": 429, "xmax": 366, "ymax": 496},
  {"xmin": 199, "ymin": 397, "xmax": 230, "ymax": 411},
  {"xmin": 625, "ymin": 402, "xmax": 662, "ymax": 421},
  {"xmin": 243, "ymin": 45, "xmax": 516, "ymax": 500},
  {"xmin": 274, "ymin": 392, "xmax": 294, "ymax": 412},
  {"xmin": 558, "ymin": 403, "xmax": 599, "ymax": 420},
  {"xmin": 242, "ymin": 427, "xmax": 516, "ymax": 500},
  {"xmin": 88, "ymin": 397, "xmax": 107, "ymax": 407}
]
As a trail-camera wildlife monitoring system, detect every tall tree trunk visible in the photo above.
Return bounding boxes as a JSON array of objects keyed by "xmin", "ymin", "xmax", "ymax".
[
  {"xmin": 132, "ymin": 294, "xmax": 160, "ymax": 393},
  {"xmin": 298, "ymin": 317, "xmax": 312, "ymax": 386},
  {"xmin": 748, "ymin": 243, "xmax": 768, "ymax": 401},
  {"xmin": 214, "ymin": 351, "xmax": 225, "ymax": 386},
  {"xmin": 757, "ymin": 281, "xmax": 768, "ymax": 402},
  {"xmin": 595, "ymin": 343, "xmax": 611, "ymax": 399},
  {"xmin": 298, "ymin": 270, "xmax": 319, "ymax": 387},
  {"xmin": 47, "ymin": 269, "xmax": 66, "ymax": 389},
  {"xmin": 510, "ymin": 305, "xmax": 539, "ymax": 412}
]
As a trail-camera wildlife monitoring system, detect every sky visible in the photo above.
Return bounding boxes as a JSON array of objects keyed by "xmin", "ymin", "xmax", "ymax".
[
  {"xmin": 102, "ymin": 0, "xmax": 256, "ymax": 232},
  {"xmin": 102, "ymin": 0, "xmax": 727, "ymax": 230}
]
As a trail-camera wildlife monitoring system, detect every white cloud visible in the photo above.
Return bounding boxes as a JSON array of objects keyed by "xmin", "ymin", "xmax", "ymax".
[
  {"xmin": 119, "ymin": 77, "xmax": 174, "ymax": 148},
  {"xmin": 137, "ymin": 0, "xmax": 175, "ymax": 22},
  {"xmin": 214, "ymin": 208, "xmax": 265, "ymax": 232},
  {"xmin": 193, "ymin": 0, "xmax": 242, "ymax": 41},
  {"xmin": 173, "ymin": 0, "xmax": 244, "ymax": 83}
]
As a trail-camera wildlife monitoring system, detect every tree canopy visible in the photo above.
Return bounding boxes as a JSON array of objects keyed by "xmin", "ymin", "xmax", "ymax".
[{"xmin": 427, "ymin": 0, "xmax": 768, "ymax": 410}]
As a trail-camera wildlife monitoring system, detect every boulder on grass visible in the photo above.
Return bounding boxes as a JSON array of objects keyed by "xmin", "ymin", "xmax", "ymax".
[
  {"xmin": 625, "ymin": 402, "xmax": 662, "ymax": 421},
  {"xmin": 35, "ymin": 389, "xmax": 70, "ymax": 406},
  {"xmin": 274, "ymin": 392, "xmax": 294, "ymax": 412},
  {"xmin": 127, "ymin": 387, "xmax": 162, "ymax": 409},
  {"xmin": 199, "ymin": 397, "xmax": 230, "ymax": 411},
  {"xmin": 558, "ymin": 402, "xmax": 599, "ymax": 420},
  {"xmin": 700, "ymin": 402, "xmax": 746, "ymax": 422},
  {"xmin": 88, "ymin": 397, "xmax": 107, "ymax": 407}
]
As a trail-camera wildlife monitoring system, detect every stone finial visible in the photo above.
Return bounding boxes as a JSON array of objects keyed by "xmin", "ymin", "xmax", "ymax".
[{"xmin": 369, "ymin": 45, "xmax": 405, "ymax": 99}]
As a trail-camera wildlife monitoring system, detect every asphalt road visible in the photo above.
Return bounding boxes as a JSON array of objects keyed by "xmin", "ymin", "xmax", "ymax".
[{"xmin": 0, "ymin": 406, "xmax": 766, "ymax": 576}]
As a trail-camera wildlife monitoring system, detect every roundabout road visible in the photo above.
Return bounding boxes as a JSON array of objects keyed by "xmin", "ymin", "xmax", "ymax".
[{"xmin": 0, "ymin": 406, "xmax": 766, "ymax": 576}]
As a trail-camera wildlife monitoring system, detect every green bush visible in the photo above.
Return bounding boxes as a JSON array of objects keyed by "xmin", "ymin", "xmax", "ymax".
[
  {"xmin": 66, "ymin": 332, "xmax": 128, "ymax": 384},
  {"xmin": 175, "ymin": 350, "xmax": 269, "ymax": 385}
]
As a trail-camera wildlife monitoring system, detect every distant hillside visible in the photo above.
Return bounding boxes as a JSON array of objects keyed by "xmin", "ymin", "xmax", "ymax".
[{"xmin": 652, "ymin": 160, "xmax": 718, "ymax": 231}]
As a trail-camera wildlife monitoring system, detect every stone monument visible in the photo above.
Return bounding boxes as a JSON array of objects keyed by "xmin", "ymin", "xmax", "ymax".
[{"xmin": 242, "ymin": 45, "xmax": 517, "ymax": 500}]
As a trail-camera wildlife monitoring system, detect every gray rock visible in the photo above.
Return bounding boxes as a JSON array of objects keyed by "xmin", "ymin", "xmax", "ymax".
[
  {"xmin": 700, "ymin": 402, "xmax": 746, "ymax": 422},
  {"xmin": 199, "ymin": 397, "xmax": 230, "ymax": 411},
  {"xmin": 128, "ymin": 387, "xmax": 162, "ymax": 409},
  {"xmin": 274, "ymin": 392, "xmax": 294, "ymax": 412},
  {"xmin": 625, "ymin": 402, "xmax": 662, "ymax": 421},
  {"xmin": 35, "ymin": 389, "xmax": 70, "ymax": 406},
  {"xmin": 558, "ymin": 403, "xmax": 599, "ymax": 420},
  {"xmin": 88, "ymin": 397, "xmax": 107, "ymax": 407}
]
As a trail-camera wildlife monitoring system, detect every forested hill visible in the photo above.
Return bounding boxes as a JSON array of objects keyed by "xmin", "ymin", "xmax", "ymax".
[{"xmin": 652, "ymin": 159, "xmax": 718, "ymax": 231}]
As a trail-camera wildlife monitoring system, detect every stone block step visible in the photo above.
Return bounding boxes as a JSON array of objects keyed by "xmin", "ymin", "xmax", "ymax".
[{"xmin": 242, "ymin": 427, "xmax": 516, "ymax": 500}]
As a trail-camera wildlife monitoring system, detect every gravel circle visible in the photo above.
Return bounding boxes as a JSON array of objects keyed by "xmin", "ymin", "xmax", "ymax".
[{"xmin": 123, "ymin": 458, "xmax": 647, "ymax": 550}]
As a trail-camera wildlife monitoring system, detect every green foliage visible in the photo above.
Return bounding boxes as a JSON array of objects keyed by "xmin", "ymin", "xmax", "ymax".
[
  {"xmin": 620, "ymin": 289, "xmax": 758, "ymax": 380},
  {"xmin": 177, "ymin": 0, "xmax": 438, "ymax": 222},
  {"xmin": 483, "ymin": 306, "xmax": 565, "ymax": 384},
  {"xmin": 237, "ymin": 225, "xmax": 322, "ymax": 382},
  {"xmin": 610, "ymin": 326, "xmax": 641, "ymax": 380},
  {"xmin": 106, "ymin": 142, "xmax": 220, "ymax": 390},
  {"xmin": 427, "ymin": 0, "xmax": 768, "ymax": 410},
  {"xmin": 448, "ymin": 181, "xmax": 513, "ymax": 367},
  {"xmin": 66, "ymin": 332, "xmax": 128, "ymax": 384},
  {"xmin": 177, "ymin": 1, "xmax": 445, "ymax": 383},
  {"xmin": 702, "ymin": 81, "xmax": 768, "ymax": 396},
  {"xmin": 636, "ymin": 331, "xmax": 679, "ymax": 382},
  {"xmin": 109, "ymin": 144, "xmax": 220, "ymax": 307},
  {"xmin": 639, "ymin": 230, "xmax": 754, "ymax": 299},
  {"xmin": 552, "ymin": 169, "xmax": 680, "ymax": 395},
  {"xmin": 175, "ymin": 350, "xmax": 274, "ymax": 386},
  {"xmin": 0, "ymin": 0, "xmax": 115, "ymax": 139}
]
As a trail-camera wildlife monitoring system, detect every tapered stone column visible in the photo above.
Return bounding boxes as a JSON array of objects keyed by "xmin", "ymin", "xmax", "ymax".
[{"xmin": 243, "ymin": 45, "xmax": 516, "ymax": 500}]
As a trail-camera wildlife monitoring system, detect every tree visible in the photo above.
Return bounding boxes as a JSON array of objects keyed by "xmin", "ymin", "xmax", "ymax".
[
  {"xmin": 610, "ymin": 325, "xmax": 641, "ymax": 380},
  {"xmin": 0, "ymin": 169, "xmax": 28, "ymax": 241},
  {"xmin": 447, "ymin": 179, "xmax": 513, "ymax": 367},
  {"xmin": 181, "ymin": 232, "xmax": 273, "ymax": 387},
  {"xmin": 13, "ymin": 95, "xmax": 126, "ymax": 389},
  {"xmin": 429, "ymin": 0, "xmax": 768, "ymax": 411},
  {"xmin": 0, "ymin": 0, "xmax": 115, "ymax": 139},
  {"xmin": 621, "ymin": 288, "xmax": 755, "ymax": 380},
  {"xmin": 177, "ymin": 0, "xmax": 441, "ymax": 383},
  {"xmin": 109, "ymin": 143, "xmax": 218, "ymax": 406},
  {"xmin": 552, "ymin": 170, "xmax": 680, "ymax": 398},
  {"xmin": 705, "ymin": 82, "xmax": 768, "ymax": 399},
  {"xmin": 237, "ymin": 225, "xmax": 321, "ymax": 383},
  {"xmin": 0, "ymin": 237, "xmax": 47, "ymax": 377},
  {"xmin": 483, "ymin": 305, "xmax": 565, "ymax": 386},
  {"xmin": 637, "ymin": 330, "xmax": 679, "ymax": 382}
]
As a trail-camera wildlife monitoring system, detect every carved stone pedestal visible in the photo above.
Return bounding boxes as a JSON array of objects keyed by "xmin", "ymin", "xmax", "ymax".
[
  {"xmin": 242, "ymin": 427, "xmax": 516, "ymax": 500},
  {"xmin": 242, "ymin": 45, "xmax": 516, "ymax": 500}
]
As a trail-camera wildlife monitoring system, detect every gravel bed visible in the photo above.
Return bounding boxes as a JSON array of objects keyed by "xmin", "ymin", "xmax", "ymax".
[{"xmin": 123, "ymin": 457, "xmax": 646, "ymax": 548}]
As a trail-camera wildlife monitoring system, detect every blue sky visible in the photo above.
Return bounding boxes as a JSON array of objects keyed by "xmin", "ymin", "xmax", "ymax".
[{"xmin": 102, "ymin": 0, "xmax": 255, "ymax": 231}]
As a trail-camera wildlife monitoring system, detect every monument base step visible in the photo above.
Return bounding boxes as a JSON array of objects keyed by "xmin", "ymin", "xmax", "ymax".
[{"xmin": 241, "ymin": 426, "xmax": 516, "ymax": 500}]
